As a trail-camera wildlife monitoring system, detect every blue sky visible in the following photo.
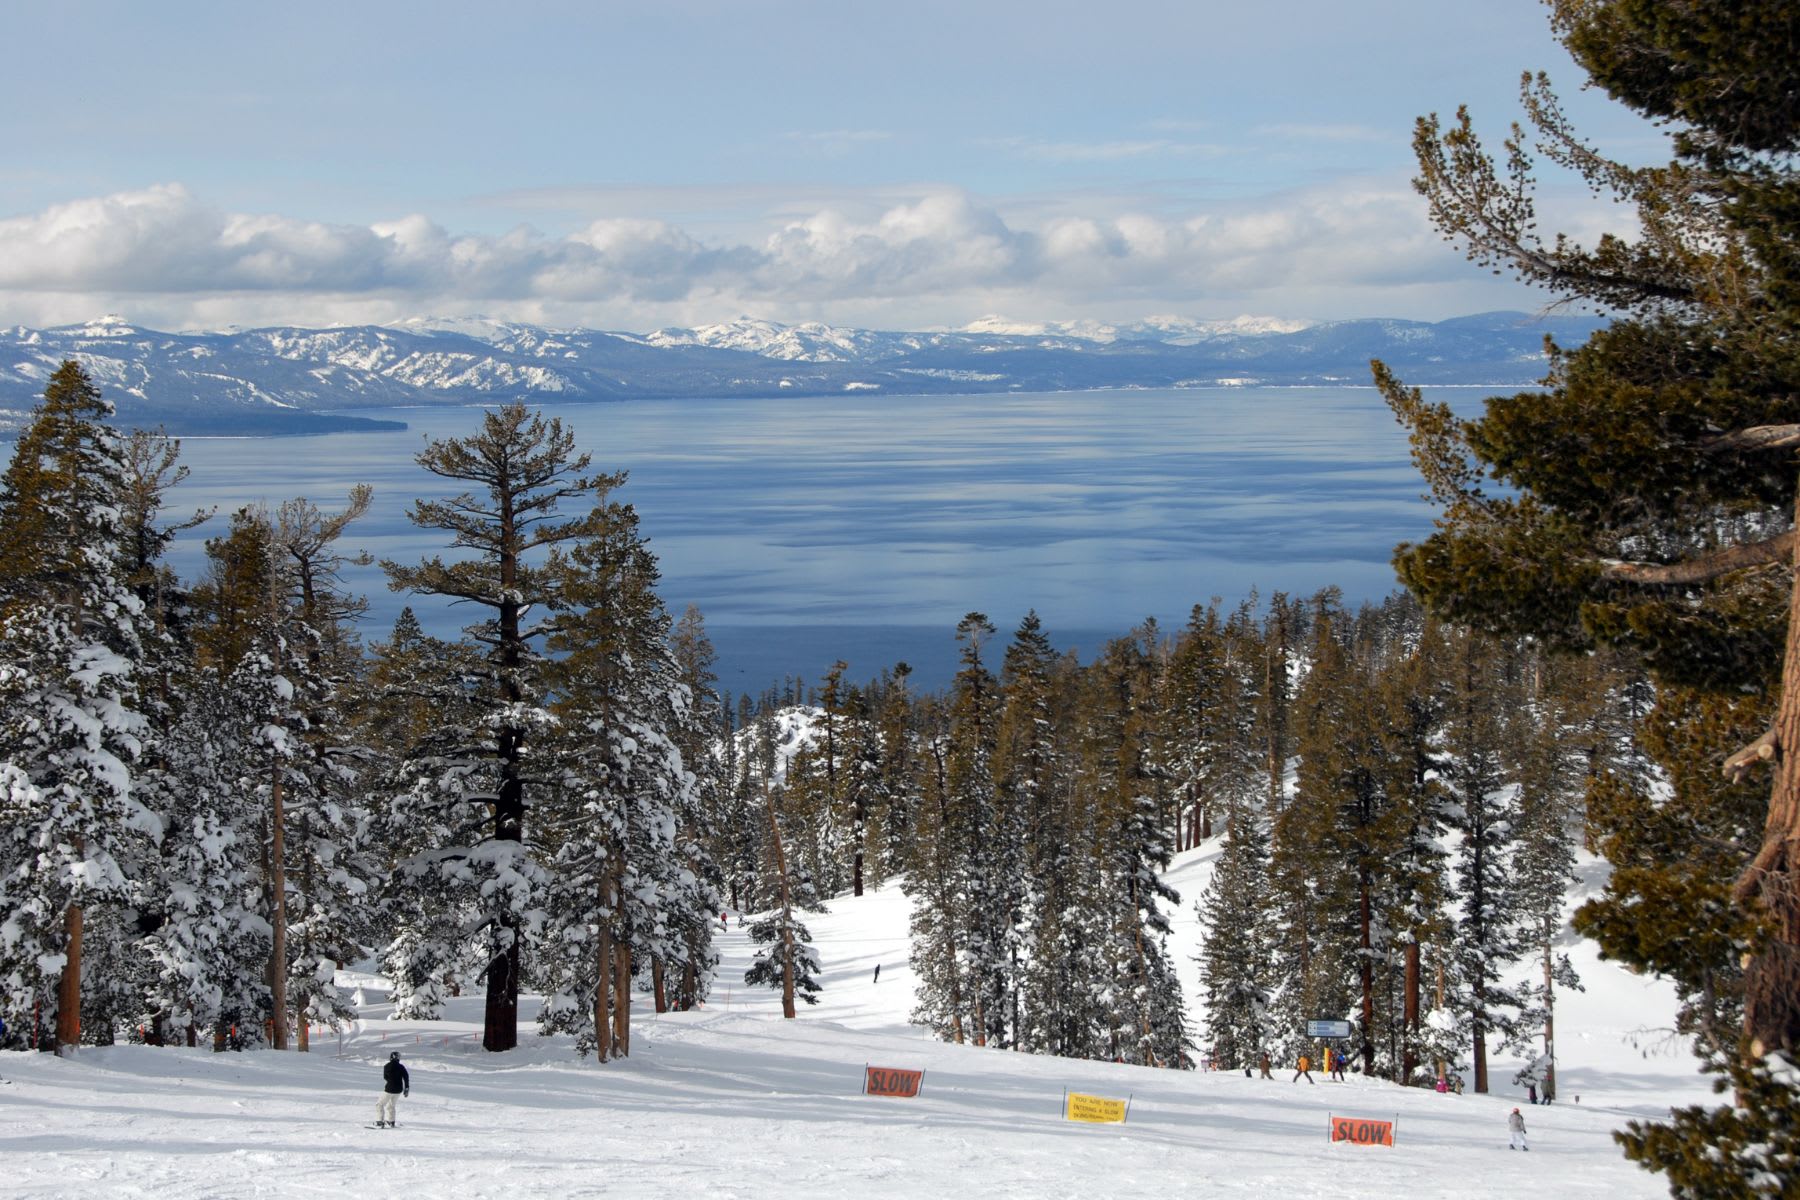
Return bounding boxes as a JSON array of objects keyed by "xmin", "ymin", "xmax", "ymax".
[{"xmin": 0, "ymin": 1, "xmax": 1662, "ymax": 332}]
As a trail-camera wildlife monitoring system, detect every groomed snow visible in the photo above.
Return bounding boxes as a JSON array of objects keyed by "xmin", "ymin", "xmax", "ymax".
[{"xmin": 2, "ymin": 853, "xmax": 1710, "ymax": 1199}]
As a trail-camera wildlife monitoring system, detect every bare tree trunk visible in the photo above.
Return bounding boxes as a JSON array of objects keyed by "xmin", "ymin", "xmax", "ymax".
[
  {"xmin": 297, "ymin": 813, "xmax": 313, "ymax": 1053},
  {"xmin": 55, "ymin": 900, "xmax": 82, "ymax": 1056},
  {"xmin": 595, "ymin": 885, "xmax": 614, "ymax": 1063},
  {"xmin": 1402, "ymin": 939, "xmax": 1421, "ymax": 1084},
  {"xmin": 652, "ymin": 958, "xmax": 668, "ymax": 1014},
  {"xmin": 613, "ymin": 937, "xmax": 631, "ymax": 1056},
  {"xmin": 1359, "ymin": 874, "xmax": 1375, "ymax": 1075},
  {"xmin": 1472, "ymin": 978, "xmax": 1489, "ymax": 1093},
  {"xmin": 268, "ymin": 771, "xmax": 289, "ymax": 1051},
  {"xmin": 1434, "ymin": 956, "xmax": 1447, "ymax": 1083},
  {"xmin": 1741, "ymin": 474, "xmax": 1800, "ymax": 1059},
  {"xmin": 1542, "ymin": 944, "xmax": 1557, "ymax": 1101}
]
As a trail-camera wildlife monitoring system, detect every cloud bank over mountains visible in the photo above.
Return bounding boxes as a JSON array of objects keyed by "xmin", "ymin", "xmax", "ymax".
[{"xmin": 0, "ymin": 180, "xmax": 1533, "ymax": 333}]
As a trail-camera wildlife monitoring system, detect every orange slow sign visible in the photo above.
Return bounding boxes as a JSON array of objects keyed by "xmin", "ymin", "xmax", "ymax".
[
  {"xmin": 1330, "ymin": 1116, "xmax": 1395, "ymax": 1146},
  {"xmin": 864, "ymin": 1065, "xmax": 924, "ymax": 1098}
]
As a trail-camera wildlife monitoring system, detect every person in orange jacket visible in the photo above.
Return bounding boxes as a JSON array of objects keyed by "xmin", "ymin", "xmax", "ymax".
[{"xmin": 1293, "ymin": 1053, "xmax": 1315, "ymax": 1084}]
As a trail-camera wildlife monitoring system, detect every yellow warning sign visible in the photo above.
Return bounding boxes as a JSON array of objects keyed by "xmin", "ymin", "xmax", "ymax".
[{"xmin": 1064, "ymin": 1092, "xmax": 1129, "ymax": 1124}]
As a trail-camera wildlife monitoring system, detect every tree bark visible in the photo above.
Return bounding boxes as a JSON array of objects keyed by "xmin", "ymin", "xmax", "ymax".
[
  {"xmin": 1542, "ymin": 944, "xmax": 1558, "ymax": 1102},
  {"xmin": 595, "ymin": 870, "xmax": 614, "ymax": 1062},
  {"xmin": 268, "ymin": 770, "xmax": 289, "ymax": 1051},
  {"xmin": 613, "ymin": 936, "xmax": 631, "ymax": 1057},
  {"xmin": 55, "ymin": 899, "xmax": 82, "ymax": 1055},
  {"xmin": 1359, "ymin": 873, "xmax": 1375, "ymax": 1075},
  {"xmin": 1402, "ymin": 939, "xmax": 1421, "ymax": 1084},
  {"xmin": 1740, "ymin": 474, "xmax": 1800, "ymax": 1059}
]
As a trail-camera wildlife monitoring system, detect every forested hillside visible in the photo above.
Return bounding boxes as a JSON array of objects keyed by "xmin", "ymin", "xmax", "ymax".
[{"xmin": 0, "ymin": 363, "xmax": 1627, "ymax": 1116}]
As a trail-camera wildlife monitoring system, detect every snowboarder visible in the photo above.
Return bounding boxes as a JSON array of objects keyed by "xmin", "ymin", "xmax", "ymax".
[
  {"xmin": 377, "ymin": 1051, "xmax": 410, "ymax": 1128},
  {"xmin": 1259, "ymin": 1051, "xmax": 1272, "ymax": 1080},
  {"xmin": 1293, "ymin": 1054, "xmax": 1315, "ymax": 1084},
  {"xmin": 873, "ymin": 963, "xmax": 881, "ymax": 984},
  {"xmin": 1508, "ymin": 1106, "xmax": 1528, "ymax": 1151}
]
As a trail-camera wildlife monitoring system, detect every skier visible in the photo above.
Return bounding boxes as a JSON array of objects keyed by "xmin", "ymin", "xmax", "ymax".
[
  {"xmin": 1259, "ymin": 1050, "xmax": 1272, "ymax": 1080},
  {"xmin": 1434, "ymin": 1075, "xmax": 1449, "ymax": 1094},
  {"xmin": 1508, "ymin": 1106, "xmax": 1528, "ymax": 1151},
  {"xmin": 1292, "ymin": 1053, "xmax": 1315, "ymax": 1084},
  {"xmin": 1526, "ymin": 1082, "xmax": 1538, "ymax": 1105},
  {"xmin": 377, "ymin": 1051, "xmax": 410, "ymax": 1128},
  {"xmin": 1331, "ymin": 1048, "xmax": 1346, "ymax": 1082},
  {"xmin": 873, "ymin": 963, "xmax": 881, "ymax": 984}
]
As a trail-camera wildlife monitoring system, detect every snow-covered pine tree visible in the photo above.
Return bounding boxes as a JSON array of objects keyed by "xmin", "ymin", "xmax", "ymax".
[
  {"xmin": 1371, "ymin": 620, "xmax": 1452, "ymax": 1085},
  {"xmin": 999, "ymin": 611, "xmax": 1078, "ymax": 1056},
  {"xmin": 0, "ymin": 362, "xmax": 155, "ymax": 1055},
  {"xmin": 139, "ymin": 665, "xmax": 267, "ymax": 1049},
  {"xmin": 270, "ymin": 492, "xmax": 382, "ymax": 1050},
  {"xmin": 744, "ymin": 781, "xmax": 824, "ymax": 1016},
  {"xmin": 1080, "ymin": 626, "xmax": 1188, "ymax": 1068},
  {"xmin": 1439, "ymin": 626, "xmax": 1529, "ymax": 1093},
  {"xmin": 1197, "ymin": 791, "xmax": 1274, "ymax": 1071},
  {"xmin": 381, "ymin": 404, "xmax": 607, "ymax": 1052},
  {"xmin": 192, "ymin": 505, "xmax": 318, "ymax": 1049},
  {"xmin": 359, "ymin": 610, "xmax": 490, "ymax": 1018},
  {"xmin": 537, "ymin": 494, "xmax": 710, "ymax": 1057}
]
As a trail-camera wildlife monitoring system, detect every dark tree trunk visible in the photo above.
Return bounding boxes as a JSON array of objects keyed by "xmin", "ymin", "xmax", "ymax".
[
  {"xmin": 1359, "ymin": 872, "xmax": 1375, "ymax": 1075},
  {"xmin": 1403, "ymin": 939, "xmax": 1421, "ymax": 1084},
  {"xmin": 55, "ymin": 900, "xmax": 82, "ymax": 1055}
]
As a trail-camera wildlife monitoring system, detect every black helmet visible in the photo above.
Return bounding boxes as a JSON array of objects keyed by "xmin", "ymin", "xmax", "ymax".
[{"xmin": 390, "ymin": 1051, "xmax": 401, "ymax": 1060}]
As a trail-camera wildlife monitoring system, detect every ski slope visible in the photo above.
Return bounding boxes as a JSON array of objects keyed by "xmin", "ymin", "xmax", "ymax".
[{"xmin": 2, "ymin": 855, "xmax": 1710, "ymax": 1199}]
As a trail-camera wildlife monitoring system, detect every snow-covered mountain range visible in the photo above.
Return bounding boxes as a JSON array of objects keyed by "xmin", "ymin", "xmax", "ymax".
[{"xmin": 0, "ymin": 310, "xmax": 1605, "ymax": 436}]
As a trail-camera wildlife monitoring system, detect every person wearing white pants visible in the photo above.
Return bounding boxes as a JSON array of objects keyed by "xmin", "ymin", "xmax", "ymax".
[
  {"xmin": 377, "ymin": 1051, "xmax": 410, "ymax": 1127},
  {"xmin": 1508, "ymin": 1107, "xmax": 1528, "ymax": 1151}
]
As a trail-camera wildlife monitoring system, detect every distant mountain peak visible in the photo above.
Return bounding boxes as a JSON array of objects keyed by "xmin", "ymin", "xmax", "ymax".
[{"xmin": 0, "ymin": 309, "xmax": 1602, "ymax": 437}]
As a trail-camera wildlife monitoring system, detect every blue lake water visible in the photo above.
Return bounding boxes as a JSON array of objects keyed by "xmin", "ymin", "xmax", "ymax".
[{"xmin": 163, "ymin": 387, "xmax": 1453, "ymax": 694}]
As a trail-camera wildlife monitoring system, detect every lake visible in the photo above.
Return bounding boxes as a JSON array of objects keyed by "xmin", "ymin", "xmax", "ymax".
[{"xmin": 163, "ymin": 387, "xmax": 1455, "ymax": 695}]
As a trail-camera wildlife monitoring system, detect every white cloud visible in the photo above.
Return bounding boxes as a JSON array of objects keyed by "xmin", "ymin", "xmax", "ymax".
[{"xmin": 0, "ymin": 178, "xmax": 1590, "ymax": 330}]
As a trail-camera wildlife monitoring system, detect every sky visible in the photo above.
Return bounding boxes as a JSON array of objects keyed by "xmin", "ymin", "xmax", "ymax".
[{"xmin": 0, "ymin": 1, "xmax": 1666, "ymax": 334}]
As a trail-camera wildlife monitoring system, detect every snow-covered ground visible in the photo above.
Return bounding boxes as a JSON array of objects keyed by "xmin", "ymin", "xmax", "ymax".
[{"xmin": 3, "ymin": 852, "xmax": 1710, "ymax": 1199}]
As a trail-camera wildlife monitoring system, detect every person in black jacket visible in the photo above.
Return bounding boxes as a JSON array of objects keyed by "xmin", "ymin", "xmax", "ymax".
[{"xmin": 377, "ymin": 1051, "xmax": 410, "ymax": 1127}]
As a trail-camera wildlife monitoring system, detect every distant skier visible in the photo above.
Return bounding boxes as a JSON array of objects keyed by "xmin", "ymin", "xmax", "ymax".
[
  {"xmin": 1508, "ymin": 1106, "xmax": 1528, "ymax": 1151},
  {"xmin": 1434, "ymin": 1075, "xmax": 1449, "ymax": 1094},
  {"xmin": 377, "ymin": 1051, "xmax": 410, "ymax": 1128},
  {"xmin": 1330, "ymin": 1048, "xmax": 1347, "ymax": 1082},
  {"xmin": 873, "ymin": 963, "xmax": 881, "ymax": 983},
  {"xmin": 1293, "ymin": 1054, "xmax": 1315, "ymax": 1084},
  {"xmin": 1526, "ymin": 1082, "xmax": 1538, "ymax": 1105},
  {"xmin": 1259, "ymin": 1050, "xmax": 1272, "ymax": 1080}
]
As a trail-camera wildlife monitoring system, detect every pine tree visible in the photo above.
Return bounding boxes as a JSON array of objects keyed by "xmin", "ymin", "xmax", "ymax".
[
  {"xmin": 1197, "ymin": 791, "xmax": 1274, "ymax": 1070},
  {"xmin": 382, "ymin": 403, "xmax": 613, "ymax": 1052},
  {"xmin": 744, "ymin": 782, "xmax": 824, "ymax": 1016},
  {"xmin": 1378, "ymin": 0, "xmax": 1800, "ymax": 1152},
  {"xmin": 0, "ymin": 362, "xmax": 153, "ymax": 1054},
  {"xmin": 537, "ymin": 494, "xmax": 709, "ymax": 1057}
]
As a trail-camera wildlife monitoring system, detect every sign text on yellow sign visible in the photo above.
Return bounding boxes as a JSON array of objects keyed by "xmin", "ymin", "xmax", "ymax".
[{"xmin": 1064, "ymin": 1091, "xmax": 1129, "ymax": 1124}]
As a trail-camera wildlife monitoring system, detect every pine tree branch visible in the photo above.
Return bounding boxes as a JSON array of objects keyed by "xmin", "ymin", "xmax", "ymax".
[
  {"xmin": 1723, "ymin": 727, "xmax": 1779, "ymax": 784},
  {"xmin": 1595, "ymin": 530, "xmax": 1796, "ymax": 585},
  {"xmin": 1731, "ymin": 831, "xmax": 1789, "ymax": 905},
  {"xmin": 1701, "ymin": 424, "xmax": 1800, "ymax": 456}
]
